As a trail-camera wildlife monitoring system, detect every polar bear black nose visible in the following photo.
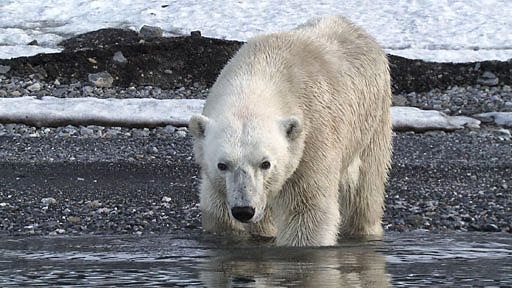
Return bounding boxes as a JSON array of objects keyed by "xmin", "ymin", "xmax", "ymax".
[{"xmin": 231, "ymin": 206, "xmax": 255, "ymax": 222}]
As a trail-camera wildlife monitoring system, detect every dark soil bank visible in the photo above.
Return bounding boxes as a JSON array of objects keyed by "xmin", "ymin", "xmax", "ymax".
[{"xmin": 1, "ymin": 28, "xmax": 511, "ymax": 93}]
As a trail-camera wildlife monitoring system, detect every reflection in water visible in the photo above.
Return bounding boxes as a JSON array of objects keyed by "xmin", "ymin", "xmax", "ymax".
[
  {"xmin": 200, "ymin": 241, "xmax": 390, "ymax": 287},
  {"xmin": 0, "ymin": 232, "xmax": 510, "ymax": 287}
]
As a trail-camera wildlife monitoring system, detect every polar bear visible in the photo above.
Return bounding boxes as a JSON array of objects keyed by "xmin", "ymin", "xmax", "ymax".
[{"xmin": 189, "ymin": 16, "xmax": 392, "ymax": 246}]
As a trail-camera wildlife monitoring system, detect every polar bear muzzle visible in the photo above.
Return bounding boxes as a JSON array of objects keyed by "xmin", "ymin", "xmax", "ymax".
[{"xmin": 226, "ymin": 166, "xmax": 266, "ymax": 223}]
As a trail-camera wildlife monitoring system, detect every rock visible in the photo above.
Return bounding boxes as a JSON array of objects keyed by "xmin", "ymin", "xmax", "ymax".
[
  {"xmin": 496, "ymin": 128, "xmax": 511, "ymax": 137},
  {"xmin": 88, "ymin": 71, "xmax": 114, "ymax": 88},
  {"xmin": 0, "ymin": 90, "xmax": 7, "ymax": 97},
  {"xmin": 176, "ymin": 130, "xmax": 187, "ymax": 137},
  {"xmin": 0, "ymin": 65, "xmax": 10, "ymax": 74},
  {"xmin": 97, "ymin": 207, "xmax": 111, "ymax": 214},
  {"xmin": 146, "ymin": 146, "xmax": 159, "ymax": 154},
  {"xmin": 432, "ymin": 104, "xmax": 442, "ymax": 110},
  {"xmin": 132, "ymin": 128, "xmax": 150, "ymax": 137},
  {"xmin": 158, "ymin": 125, "xmax": 176, "ymax": 135},
  {"xmin": 41, "ymin": 197, "xmax": 57, "ymax": 206},
  {"xmin": 162, "ymin": 196, "xmax": 172, "ymax": 202},
  {"xmin": 67, "ymin": 216, "xmax": 81, "ymax": 225},
  {"xmin": 139, "ymin": 25, "xmax": 163, "ymax": 39},
  {"xmin": 79, "ymin": 126, "xmax": 94, "ymax": 137},
  {"xmin": 190, "ymin": 30, "xmax": 201, "ymax": 37},
  {"xmin": 481, "ymin": 223, "xmax": 501, "ymax": 232},
  {"xmin": 11, "ymin": 91, "xmax": 21, "ymax": 97},
  {"xmin": 392, "ymin": 94, "xmax": 408, "ymax": 106},
  {"xmin": 28, "ymin": 40, "xmax": 39, "ymax": 46},
  {"xmin": 26, "ymin": 82, "xmax": 41, "ymax": 92},
  {"xmin": 474, "ymin": 112, "xmax": 512, "ymax": 127},
  {"xmin": 113, "ymin": 51, "xmax": 128, "ymax": 63},
  {"xmin": 52, "ymin": 87, "xmax": 68, "ymax": 97},
  {"xmin": 87, "ymin": 200, "xmax": 102, "ymax": 209},
  {"xmin": 477, "ymin": 71, "xmax": 499, "ymax": 86}
]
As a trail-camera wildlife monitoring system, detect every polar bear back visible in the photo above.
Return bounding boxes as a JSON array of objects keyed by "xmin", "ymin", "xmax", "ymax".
[{"xmin": 203, "ymin": 16, "xmax": 390, "ymax": 159}]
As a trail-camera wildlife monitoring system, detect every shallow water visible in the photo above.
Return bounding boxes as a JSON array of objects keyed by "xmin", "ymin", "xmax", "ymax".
[{"xmin": 0, "ymin": 232, "xmax": 510, "ymax": 287}]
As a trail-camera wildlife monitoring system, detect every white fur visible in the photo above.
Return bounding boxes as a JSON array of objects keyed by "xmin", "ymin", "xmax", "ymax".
[{"xmin": 190, "ymin": 16, "xmax": 392, "ymax": 246}]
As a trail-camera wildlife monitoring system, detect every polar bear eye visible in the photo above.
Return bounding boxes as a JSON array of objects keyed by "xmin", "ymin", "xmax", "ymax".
[
  {"xmin": 259, "ymin": 161, "xmax": 271, "ymax": 170},
  {"xmin": 217, "ymin": 162, "xmax": 228, "ymax": 171}
]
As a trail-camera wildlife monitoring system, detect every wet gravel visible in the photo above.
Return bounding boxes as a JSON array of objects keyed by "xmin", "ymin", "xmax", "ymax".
[
  {"xmin": 0, "ymin": 130, "xmax": 201, "ymax": 236},
  {"xmin": 0, "ymin": 124, "xmax": 510, "ymax": 236}
]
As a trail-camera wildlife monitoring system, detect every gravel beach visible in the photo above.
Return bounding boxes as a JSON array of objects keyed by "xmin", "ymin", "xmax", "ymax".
[
  {"xmin": 0, "ymin": 31, "xmax": 511, "ymax": 238},
  {"xmin": 0, "ymin": 122, "xmax": 510, "ymax": 236}
]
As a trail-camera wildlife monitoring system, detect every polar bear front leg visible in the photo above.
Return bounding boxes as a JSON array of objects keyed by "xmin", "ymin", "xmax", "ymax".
[
  {"xmin": 199, "ymin": 176, "xmax": 245, "ymax": 234},
  {"xmin": 274, "ymin": 185, "xmax": 341, "ymax": 246}
]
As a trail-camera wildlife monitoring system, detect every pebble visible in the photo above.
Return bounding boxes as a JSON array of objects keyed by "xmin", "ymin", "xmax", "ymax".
[
  {"xmin": 0, "ymin": 65, "xmax": 10, "ymax": 74},
  {"xmin": 176, "ymin": 130, "xmax": 187, "ymax": 138},
  {"xmin": 392, "ymin": 94, "xmax": 408, "ymax": 106},
  {"xmin": 87, "ymin": 200, "xmax": 102, "ymax": 209},
  {"xmin": 26, "ymin": 82, "xmax": 41, "ymax": 92},
  {"xmin": 477, "ymin": 71, "xmax": 499, "ymax": 86},
  {"xmin": 41, "ymin": 197, "xmax": 57, "ymax": 206},
  {"xmin": 157, "ymin": 125, "xmax": 176, "ymax": 135},
  {"xmin": 113, "ymin": 51, "xmax": 128, "ymax": 63},
  {"xmin": 67, "ymin": 216, "xmax": 81, "ymax": 225},
  {"xmin": 88, "ymin": 71, "xmax": 114, "ymax": 88},
  {"xmin": 139, "ymin": 25, "xmax": 163, "ymax": 39},
  {"xmin": 79, "ymin": 126, "xmax": 94, "ymax": 137}
]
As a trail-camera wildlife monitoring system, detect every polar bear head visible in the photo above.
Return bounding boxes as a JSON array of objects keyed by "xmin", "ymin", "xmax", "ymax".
[{"xmin": 189, "ymin": 113, "xmax": 303, "ymax": 223}]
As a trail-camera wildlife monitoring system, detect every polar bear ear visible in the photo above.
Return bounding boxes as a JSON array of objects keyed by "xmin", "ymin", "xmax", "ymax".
[
  {"xmin": 281, "ymin": 116, "xmax": 303, "ymax": 141},
  {"xmin": 189, "ymin": 114, "xmax": 209, "ymax": 138}
]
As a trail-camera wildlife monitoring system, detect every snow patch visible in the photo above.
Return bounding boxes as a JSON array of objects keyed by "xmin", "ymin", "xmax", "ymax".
[
  {"xmin": 392, "ymin": 107, "xmax": 480, "ymax": 131},
  {"xmin": 0, "ymin": 97, "xmax": 482, "ymax": 131},
  {"xmin": 0, "ymin": 96, "xmax": 204, "ymax": 127},
  {"xmin": 1, "ymin": 0, "xmax": 512, "ymax": 62}
]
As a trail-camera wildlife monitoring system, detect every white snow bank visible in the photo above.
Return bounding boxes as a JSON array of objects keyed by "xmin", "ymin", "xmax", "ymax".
[
  {"xmin": 0, "ymin": 96, "xmax": 203, "ymax": 127},
  {"xmin": 392, "ymin": 107, "xmax": 480, "ymax": 131},
  {"xmin": 474, "ymin": 112, "xmax": 512, "ymax": 127},
  {"xmin": 0, "ymin": 97, "xmax": 482, "ymax": 131},
  {"xmin": 1, "ymin": 0, "xmax": 512, "ymax": 62}
]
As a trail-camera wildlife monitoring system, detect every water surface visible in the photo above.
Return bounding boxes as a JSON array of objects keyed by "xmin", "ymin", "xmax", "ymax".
[{"xmin": 1, "ymin": 232, "xmax": 510, "ymax": 287}]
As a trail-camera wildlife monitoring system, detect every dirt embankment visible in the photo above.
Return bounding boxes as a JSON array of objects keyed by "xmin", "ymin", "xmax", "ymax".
[{"xmin": 1, "ymin": 28, "xmax": 511, "ymax": 93}]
